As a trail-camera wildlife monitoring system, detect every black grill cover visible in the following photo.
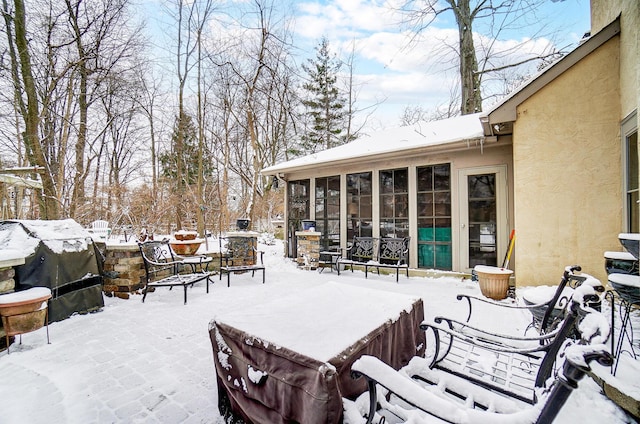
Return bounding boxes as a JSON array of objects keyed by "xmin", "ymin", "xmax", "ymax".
[{"xmin": 0, "ymin": 219, "xmax": 104, "ymax": 322}]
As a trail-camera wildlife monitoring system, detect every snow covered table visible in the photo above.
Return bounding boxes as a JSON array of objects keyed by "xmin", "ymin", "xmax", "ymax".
[{"xmin": 208, "ymin": 282, "xmax": 425, "ymax": 424}]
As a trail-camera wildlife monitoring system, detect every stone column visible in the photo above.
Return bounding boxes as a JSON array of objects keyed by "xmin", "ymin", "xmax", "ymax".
[
  {"xmin": 0, "ymin": 256, "xmax": 26, "ymax": 350},
  {"xmin": 295, "ymin": 231, "xmax": 321, "ymax": 270},
  {"xmin": 102, "ymin": 244, "xmax": 145, "ymax": 299},
  {"xmin": 226, "ymin": 231, "xmax": 259, "ymax": 265}
]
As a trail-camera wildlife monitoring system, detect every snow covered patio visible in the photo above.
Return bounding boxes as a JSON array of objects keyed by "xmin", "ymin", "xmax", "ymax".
[{"xmin": 0, "ymin": 240, "xmax": 636, "ymax": 423}]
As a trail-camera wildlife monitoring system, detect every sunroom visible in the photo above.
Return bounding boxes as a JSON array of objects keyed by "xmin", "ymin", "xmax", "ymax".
[{"xmin": 262, "ymin": 113, "xmax": 515, "ymax": 274}]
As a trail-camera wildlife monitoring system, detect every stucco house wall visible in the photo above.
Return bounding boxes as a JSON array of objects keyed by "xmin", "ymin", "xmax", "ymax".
[
  {"xmin": 512, "ymin": 36, "xmax": 621, "ymax": 285},
  {"xmin": 591, "ymin": 0, "xmax": 638, "ymax": 124}
]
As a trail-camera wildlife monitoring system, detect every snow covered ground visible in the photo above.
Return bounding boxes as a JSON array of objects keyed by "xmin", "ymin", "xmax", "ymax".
[{"xmin": 0, "ymin": 239, "xmax": 635, "ymax": 423}]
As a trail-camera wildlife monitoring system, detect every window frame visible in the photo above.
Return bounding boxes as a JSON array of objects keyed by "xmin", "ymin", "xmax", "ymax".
[
  {"xmin": 346, "ymin": 172, "xmax": 373, "ymax": 239},
  {"xmin": 315, "ymin": 175, "xmax": 341, "ymax": 250},
  {"xmin": 416, "ymin": 163, "xmax": 452, "ymax": 270},
  {"xmin": 379, "ymin": 168, "xmax": 409, "ymax": 238},
  {"xmin": 623, "ymin": 111, "xmax": 639, "ymax": 233}
]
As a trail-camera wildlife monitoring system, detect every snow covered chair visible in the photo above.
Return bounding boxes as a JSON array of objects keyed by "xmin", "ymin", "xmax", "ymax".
[
  {"xmin": 349, "ymin": 287, "xmax": 611, "ymax": 423},
  {"xmin": 350, "ymin": 344, "xmax": 612, "ymax": 424},
  {"xmin": 457, "ymin": 265, "xmax": 601, "ymax": 338},
  {"xmin": 89, "ymin": 219, "xmax": 111, "ymax": 240}
]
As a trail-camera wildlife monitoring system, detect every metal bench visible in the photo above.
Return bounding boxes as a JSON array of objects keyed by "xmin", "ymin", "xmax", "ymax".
[
  {"xmin": 420, "ymin": 277, "xmax": 606, "ymax": 405},
  {"xmin": 337, "ymin": 236, "xmax": 377, "ymax": 275},
  {"xmin": 337, "ymin": 236, "xmax": 410, "ymax": 282},
  {"xmin": 364, "ymin": 237, "xmax": 410, "ymax": 282},
  {"xmin": 138, "ymin": 240, "xmax": 212, "ymax": 304}
]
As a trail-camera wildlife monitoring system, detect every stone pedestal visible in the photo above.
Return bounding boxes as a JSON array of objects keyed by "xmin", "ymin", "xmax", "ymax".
[
  {"xmin": 226, "ymin": 231, "xmax": 259, "ymax": 266},
  {"xmin": 0, "ymin": 256, "xmax": 26, "ymax": 350},
  {"xmin": 102, "ymin": 243, "xmax": 145, "ymax": 299},
  {"xmin": 0, "ymin": 256, "xmax": 23, "ymax": 295},
  {"xmin": 295, "ymin": 231, "xmax": 321, "ymax": 269}
]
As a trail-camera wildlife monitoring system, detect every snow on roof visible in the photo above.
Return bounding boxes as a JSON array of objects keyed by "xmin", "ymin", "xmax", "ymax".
[{"xmin": 262, "ymin": 113, "xmax": 484, "ymax": 175}]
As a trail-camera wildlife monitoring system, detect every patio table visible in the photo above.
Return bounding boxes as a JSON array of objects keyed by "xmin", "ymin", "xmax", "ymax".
[
  {"xmin": 208, "ymin": 282, "xmax": 425, "ymax": 424},
  {"xmin": 318, "ymin": 250, "xmax": 341, "ymax": 273}
]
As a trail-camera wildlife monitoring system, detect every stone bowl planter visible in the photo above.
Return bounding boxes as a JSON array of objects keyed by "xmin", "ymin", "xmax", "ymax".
[
  {"xmin": 169, "ymin": 239, "xmax": 204, "ymax": 256},
  {"xmin": 0, "ymin": 287, "xmax": 52, "ymax": 350},
  {"xmin": 474, "ymin": 265, "xmax": 513, "ymax": 300}
]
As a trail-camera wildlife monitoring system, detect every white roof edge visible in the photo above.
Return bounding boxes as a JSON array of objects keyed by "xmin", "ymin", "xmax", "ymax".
[{"xmin": 263, "ymin": 113, "xmax": 485, "ymax": 175}]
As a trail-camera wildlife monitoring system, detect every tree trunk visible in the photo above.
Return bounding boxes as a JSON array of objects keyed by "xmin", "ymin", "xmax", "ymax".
[
  {"xmin": 196, "ymin": 28, "xmax": 205, "ymax": 238},
  {"xmin": 455, "ymin": 0, "xmax": 482, "ymax": 114},
  {"xmin": 65, "ymin": 0, "xmax": 88, "ymax": 218},
  {"xmin": 12, "ymin": 0, "xmax": 59, "ymax": 218}
]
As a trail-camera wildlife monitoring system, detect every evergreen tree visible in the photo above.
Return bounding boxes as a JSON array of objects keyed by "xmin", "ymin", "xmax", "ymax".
[
  {"xmin": 160, "ymin": 113, "xmax": 214, "ymax": 186},
  {"xmin": 301, "ymin": 37, "xmax": 347, "ymax": 152}
]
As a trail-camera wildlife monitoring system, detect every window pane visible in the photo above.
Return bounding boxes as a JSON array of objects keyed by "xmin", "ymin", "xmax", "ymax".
[
  {"xmin": 328, "ymin": 176, "xmax": 340, "ymax": 195},
  {"xmin": 418, "ymin": 193, "xmax": 434, "ymax": 217},
  {"xmin": 434, "ymin": 192, "xmax": 451, "ymax": 216},
  {"xmin": 360, "ymin": 220, "xmax": 373, "ymax": 236},
  {"xmin": 417, "ymin": 167, "xmax": 433, "ymax": 191},
  {"xmin": 435, "ymin": 244, "xmax": 452, "ymax": 269},
  {"xmin": 395, "ymin": 194, "xmax": 408, "ymax": 217},
  {"xmin": 380, "ymin": 171, "xmax": 394, "ymax": 194},
  {"xmin": 381, "ymin": 194, "xmax": 393, "ymax": 217},
  {"xmin": 630, "ymin": 191, "xmax": 639, "ymax": 233},
  {"xmin": 434, "ymin": 165, "xmax": 450, "ymax": 190},
  {"xmin": 327, "ymin": 203, "xmax": 340, "ymax": 218},
  {"xmin": 395, "ymin": 219, "xmax": 409, "ymax": 238},
  {"xmin": 629, "ymin": 129, "xmax": 639, "ymax": 232},
  {"xmin": 468, "ymin": 174, "xmax": 495, "ymax": 198},
  {"xmin": 435, "ymin": 218, "xmax": 451, "ymax": 241},
  {"xmin": 360, "ymin": 195, "xmax": 372, "ymax": 217},
  {"xmin": 418, "ymin": 218, "xmax": 434, "ymax": 241},
  {"xmin": 315, "ymin": 198, "xmax": 325, "ymax": 214},
  {"xmin": 418, "ymin": 244, "xmax": 434, "ymax": 268},
  {"xmin": 360, "ymin": 173, "xmax": 372, "ymax": 195},
  {"xmin": 628, "ymin": 131, "xmax": 638, "ymax": 190},
  {"xmin": 394, "ymin": 169, "xmax": 408, "ymax": 192},
  {"xmin": 380, "ymin": 219, "xmax": 394, "ymax": 237}
]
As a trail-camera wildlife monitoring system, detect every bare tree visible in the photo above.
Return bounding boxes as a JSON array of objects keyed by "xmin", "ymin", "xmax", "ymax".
[
  {"xmin": 1, "ymin": 0, "xmax": 144, "ymax": 221},
  {"xmin": 134, "ymin": 66, "xmax": 167, "ymax": 197},
  {"xmin": 63, "ymin": 0, "xmax": 143, "ymax": 217},
  {"xmin": 2, "ymin": 0, "xmax": 60, "ymax": 218},
  {"xmin": 164, "ymin": 0, "xmax": 215, "ymax": 231},
  {"xmin": 398, "ymin": 0, "xmax": 568, "ymax": 115},
  {"xmin": 209, "ymin": 0, "xmax": 298, "ymax": 225}
]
